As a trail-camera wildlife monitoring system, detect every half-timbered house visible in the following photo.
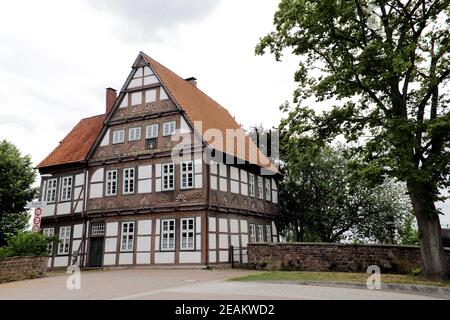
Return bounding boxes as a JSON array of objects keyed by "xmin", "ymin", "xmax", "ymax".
[{"xmin": 37, "ymin": 52, "xmax": 280, "ymax": 269}]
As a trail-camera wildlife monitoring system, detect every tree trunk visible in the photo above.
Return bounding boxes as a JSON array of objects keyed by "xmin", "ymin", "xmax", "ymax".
[{"xmin": 407, "ymin": 181, "xmax": 449, "ymax": 280}]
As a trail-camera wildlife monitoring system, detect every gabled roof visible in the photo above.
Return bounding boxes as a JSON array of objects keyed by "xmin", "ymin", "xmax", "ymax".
[
  {"xmin": 37, "ymin": 114, "xmax": 105, "ymax": 169},
  {"xmin": 141, "ymin": 52, "xmax": 278, "ymax": 173}
]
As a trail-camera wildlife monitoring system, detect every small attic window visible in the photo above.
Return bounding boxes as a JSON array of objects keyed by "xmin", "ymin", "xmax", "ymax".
[{"xmin": 128, "ymin": 66, "xmax": 158, "ymax": 89}]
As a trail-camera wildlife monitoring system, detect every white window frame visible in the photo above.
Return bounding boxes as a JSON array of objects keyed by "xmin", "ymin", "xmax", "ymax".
[
  {"xmin": 123, "ymin": 168, "xmax": 135, "ymax": 195},
  {"xmin": 43, "ymin": 228, "xmax": 54, "ymax": 255},
  {"xmin": 248, "ymin": 173, "xmax": 255, "ymax": 197},
  {"xmin": 257, "ymin": 225, "xmax": 264, "ymax": 242},
  {"xmin": 265, "ymin": 178, "xmax": 271, "ymax": 201},
  {"xmin": 121, "ymin": 222, "xmax": 135, "ymax": 252},
  {"xmin": 58, "ymin": 226, "xmax": 71, "ymax": 255},
  {"xmin": 180, "ymin": 161, "xmax": 194, "ymax": 189},
  {"xmin": 180, "ymin": 218, "xmax": 195, "ymax": 251},
  {"xmin": 106, "ymin": 170, "xmax": 118, "ymax": 196},
  {"xmin": 162, "ymin": 163, "xmax": 175, "ymax": 191},
  {"xmin": 265, "ymin": 225, "xmax": 272, "ymax": 243},
  {"xmin": 91, "ymin": 222, "xmax": 105, "ymax": 236},
  {"xmin": 163, "ymin": 121, "xmax": 176, "ymax": 136},
  {"xmin": 128, "ymin": 127, "xmax": 141, "ymax": 141},
  {"xmin": 146, "ymin": 124, "xmax": 159, "ymax": 138},
  {"xmin": 60, "ymin": 176, "xmax": 72, "ymax": 202},
  {"xmin": 161, "ymin": 219, "xmax": 175, "ymax": 251},
  {"xmin": 46, "ymin": 178, "xmax": 57, "ymax": 203},
  {"xmin": 257, "ymin": 176, "xmax": 264, "ymax": 199},
  {"xmin": 112, "ymin": 129, "xmax": 125, "ymax": 144},
  {"xmin": 249, "ymin": 224, "xmax": 256, "ymax": 243}
]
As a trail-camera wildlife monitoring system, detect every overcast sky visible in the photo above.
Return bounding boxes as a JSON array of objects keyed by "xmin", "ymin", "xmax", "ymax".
[{"xmin": 0, "ymin": 0, "xmax": 448, "ymax": 225}]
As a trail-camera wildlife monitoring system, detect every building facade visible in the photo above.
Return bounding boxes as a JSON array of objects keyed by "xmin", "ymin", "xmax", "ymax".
[{"xmin": 37, "ymin": 52, "xmax": 280, "ymax": 269}]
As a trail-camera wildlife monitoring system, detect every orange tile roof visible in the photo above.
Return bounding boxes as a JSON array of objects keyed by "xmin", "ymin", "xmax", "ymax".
[
  {"xmin": 37, "ymin": 114, "xmax": 105, "ymax": 169},
  {"xmin": 142, "ymin": 53, "xmax": 279, "ymax": 174}
]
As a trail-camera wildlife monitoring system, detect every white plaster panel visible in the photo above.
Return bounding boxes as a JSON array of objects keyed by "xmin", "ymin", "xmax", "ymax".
[
  {"xmin": 194, "ymin": 159, "xmax": 202, "ymax": 173},
  {"xmin": 74, "ymin": 187, "xmax": 83, "ymax": 199},
  {"xmin": 210, "ymin": 176, "xmax": 217, "ymax": 190},
  {"xmin": 56, "ymin": 202, "xmax": 71, "ymax": 215},
  {"xmin": 47, "ymin": 258, "xmax": 52, "ymax": 268},
  {"xmin": 155, "ymin": 178, "xmax": 161, "ymax": 192},
  {"xmin": 42, "ymin": 204, "xmax": 54, "ymax": 217},
  {"xmin": 155, "ymin": 219, "xmax": 160, "ymax": 235},
  {"xmin": 180, "ymin": 116, "xmax": 191, "ymax": 134},
  {"xmin": 194, "ymin": 174, "xmax": 203, "ymax": 189},
  {"xmin": 91, "ymin": 168, "xmax": 104, "ymax": 182},
  {"xmin": 179, "ymin": 252, "xmax": 201, "ymax": 264},
  {"xmin": 210, "ymin": 162, "xmax": 217, "ymax": 174},
  {"xmin": 242, "ymin": 250, "xmax": 248, "ymax": 263},
  {"xmin": 138, "ymin": 179, "xmax": 151, "ymax": 193},
  {"xmin": 209, "ymin": 233, "xmax": 216, "ymax": 249},
  {"xmin": 72, "ymin": 240, "xmax": 81, "ymax": 253},
  {"xmin": 272, "ymin": 236, "xmax": 278, "ymax": 243},
  {"xmin": 230, "ymin": 219, "xmax": 239, "ymax": 233},
  {"xmin": 145, "ymin": 89, "xmax": 156, "ymax": 103},
  {"xmin": 74, "ymin": 201, "xmax": 82, "ymax": 213},
  {"xmin": 75, "ymin": 174, "xmax": 84, "ymax": 186},
  {"xmin": 272, "ymin": 190, "xmax": 278, "ymax": 203},
  {"xmin": 103, "ymin": 254, "xmax": 116, "ymax": 266},
  {"xmin": 137, "ymin": 236, "xmax": 151, "ymax": 252},
  {"xmin": 241, "ymin": 234, "xmax": 249, "ymax": 248},
  {"xmin": 195, "ymin": 217, "xmax": 201, "ymax": 233},
  {"xmin": 100, "ymin": 129, "xmax": 110, "ymax": 146},
  {"xmin": 73, "ymin": 224, "xmax": 83, "ymax": 238},
  {"xmin": 53, "ymin": 256, "xmax": 68, "ymax": 267},
  {"xmin": 196, "ymin": 234, "xmax": 201, "ymax": 250},
  {"xmin": 128, "ymin": 78, "xmax": 141, "ymax": 88},
  {"xmin": 144, "ymin": 66, "xmax": 153, "ymax": 76},
  {"xmin": 231, "ymin": 235, "xmax": 240, "ymax": 247},
  {"xmin": 155, "ymin": 252, "xmax": 175, "ymax": 264},
  {"xmin": 160, "ymin": 87, "xmax": 168, "ymax": 100},
  {"xmin": 119, "ymin": 253, "xmax": 133, "ymax": 265},
  {"xmin": 136, "ymin": 253, "xmax": 151, "ymax": 264},
  {"xmin": 219, "ymin": 250, "xmax": 229, "ymax": 262},
  {"xmin": 219, "ymin": 178, "xmax": 227, "ymax": 192},
  {"xmin": 155, "ymin": 235, "xmax": 160, "ymax": 251},
  {"xmin": 105, "ymin": 238, "xmax": 117, "ymax": 252},
  {"xmin": 240, "ymin": 220, "xmax": 248, "ymax": 233},
  {"xmin": 134, "ymin": 67, "xmax": 143, "ymax": 77},
  {"xmin": 208, "ymin": 217, "xmax": 216, "ymax": 232},
  {"xmin": 119, "ymin": 94, "xmax": 128, "ymax": 108},
  {"xmin": 143, "ymin": 75, "xmax": 158, "ymax": 86},
  {"xmin": 271, "ymin": 222, "xmax": 277, "ymax": 235},
  {"xmin": 230, "ymin": 166, "xmax": 239, "ymax": 180},
  {"xmin": 138, "ymin": 220, "xmax": 152, "ymax": 235},
  {"xmin": 219, "ymin": 234, "xmax": 228, "ymax": 249},
  {"xmin": 106, "ymin": 222, "xmax": 118, "ymax": 237},
  {"xmin": 230, "ymin": 180, "xmax": 239, "ymax": 194},
  {"xmin": 219, "ymin": 218, "xmax": 228, "ymax": 233},
  {"xmin": 219, "ymin": 164, "xmax": 227, "ymax": 177},
  {"xmin": 209, "ymin": 251, "xmax": 217, "ymax": 263},
  {"xmin": 138, "ymin": 165, "xmax": 152, "ymax": 179},
  {"xmin": 89, "ymin": 183, "xmax": 103, "ymax": 199}
]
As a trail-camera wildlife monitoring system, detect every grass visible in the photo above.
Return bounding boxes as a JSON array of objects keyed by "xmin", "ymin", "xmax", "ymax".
[{"xmin": 229, "ymin": 271, "xmax": 450, "ymax": 288}]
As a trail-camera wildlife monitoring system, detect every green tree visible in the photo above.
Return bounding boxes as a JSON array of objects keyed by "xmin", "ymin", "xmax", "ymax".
[
  {"xmin": 0, "ymin": 140, "xmax": 37, "ymax": 246},
  {"xmin": 279, "ymin": 144, "xmax": 412, "ymax": 243},
  {"xmin": 257, "ymin": 0, "xmax": 449, "ymax": 279},
  {"xmin": 0, "ymin": 231, "xmax": 54, "ymax": 258}
]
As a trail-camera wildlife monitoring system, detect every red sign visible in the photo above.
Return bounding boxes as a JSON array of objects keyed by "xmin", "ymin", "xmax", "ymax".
[
  {"xmin": 34, "ymin": 208, "xmax": 42, "ymax": 216},
  {"xmin": 32, "ymin": 207, "xmax": 42, "ymax": 231}
]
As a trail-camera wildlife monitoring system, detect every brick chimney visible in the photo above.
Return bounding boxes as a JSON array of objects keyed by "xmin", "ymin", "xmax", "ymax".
[
  {"xmin": 185, "ymin": 77, "xmax": 197, "ymax": 87},
  {"xmin": 106, "ymin": 87, "xmax": 117, "ymax": 114}
]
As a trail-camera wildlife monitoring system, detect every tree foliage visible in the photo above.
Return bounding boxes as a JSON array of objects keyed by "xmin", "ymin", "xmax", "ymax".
[
  {"xmin": 257, "ymin": 0, "xmax": 449, "ymax": 279},
  {"xmin": 0, "ymin": 140, "xmax": 37, "ymax": 246},
  {"xmin": 0, "ymin": 232, "xmax": 54, "ymax": 258},
  {"xmin": 279, "ymin": 144, "xmax": 413, "ymax": 243}
]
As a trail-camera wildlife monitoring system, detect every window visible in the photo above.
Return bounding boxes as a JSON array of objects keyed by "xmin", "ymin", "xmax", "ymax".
[
  {"xmin": 146, "ymin": 138, "xmax": 157, "ymax": 150},
  {"xmin": 162, "ymin": 163, "xmax": 175, "ymax": 191},
  {"xmin": 265, "ymin": 225, "xmax": 272, "ymax": 243},
  {"xmin": 58, "ymin": 226, "xmax": 71, "ymax": 255},
  {"xmin": 249, "ymin": 224, "xmax": 256, "ymax": 243},
  {"xmin": 123, "ymin": 168, "xmax": 135, "ymax": 194},
  {"xmin": 265, "ymin": 178, "xmax": 271, "ymax": 201},
  {"xmin": 106, "ymin": 170, "xmax": 118, "ymax": 196},
  {"xmin": 91, "ymin": 222, "xmax": 105, "ymax": 236},
  {"xmin": 257, "ymin": 176, "xmax": 264, "ymax": 199},
  {"xmin": 128, "ymin": 127, "xmax": 141, "ymax": 141},
  {"xmin": 131, "ymin": 92, "xmax": 142, "ymax": 105},
  {"xmin": 257, "ymin": 225, "xmax": 264, "ymax": 242},
  {"xmin": 43, "ymin": 228, "xmax": 54, "ymax": 255},
  {"xmin": 145, "ymin": 89, "xmax": 156, "ymax": 103},
  {"xmin": 180, "ymin": 161, "xmax": 194, "ymax": 189},
  {"xmin": 60, "ymin": 177, "xmax": 72, "ymax": 201},
  {"xmin": 121, "ymin": 222, "xmax": 134, "ymax": 252},
  {"xmin": 180, "ymin": 218, "xmax": 195, "ymax": 250},
  {"xmin": 161, "ymin": 219, "xmax": 175, "ymax": 251},
  {"xmin": 112, "ymin": 130, "xmax": 125, "ymax": 144},
  {"xmin": 146, "ymin": 124, "xmax": 159, "ymax": 138},
  {"xmin": 248, "ymin": 173, "xmax": 255, "ymax": 197},
  {"xmin": 46, "ymin": 179, "xmax": 57, "ymax": 202},
  {"xmin": 163, "ymin": 121, "xmax": 176, "ymax": 136}
]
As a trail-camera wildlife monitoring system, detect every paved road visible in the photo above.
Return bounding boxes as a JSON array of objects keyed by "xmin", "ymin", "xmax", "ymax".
[{"xmin": 0, "ymin": 268, "xmax": 441, "ymax": 300}]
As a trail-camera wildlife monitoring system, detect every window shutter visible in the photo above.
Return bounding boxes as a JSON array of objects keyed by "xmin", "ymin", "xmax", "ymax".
[
  {"xmin": 155, "ymin": 164, "xmax": 162, "ymax": 192},
  {"xmin": 194, "ymin": 159, "xmax": 203, "ymax": 189}
]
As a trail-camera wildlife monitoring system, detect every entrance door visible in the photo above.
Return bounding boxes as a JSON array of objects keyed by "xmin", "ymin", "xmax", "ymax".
[{"xmin": 89, "ymin": 238, "xmax": 104, "ymax": 267}]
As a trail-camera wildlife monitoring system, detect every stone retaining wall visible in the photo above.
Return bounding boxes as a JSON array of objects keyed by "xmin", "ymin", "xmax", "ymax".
[
  {"xmin": 0, "ymin": 256, "xmax": 49, "ymax": 283},
  {"xmin": 248, "ymin": 243, "xmax": 450, "ymax": 274}
]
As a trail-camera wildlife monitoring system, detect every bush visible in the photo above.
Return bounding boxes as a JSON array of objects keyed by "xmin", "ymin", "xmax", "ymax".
[{"xmin": 0, "ymin": 232, "xmax": 55, "ymax": 258}]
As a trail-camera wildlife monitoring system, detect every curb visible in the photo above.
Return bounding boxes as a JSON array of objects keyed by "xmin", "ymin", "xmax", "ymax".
[{"xmin": 252, "ymin": 280, "xmax": 450, "ymax": 299}]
